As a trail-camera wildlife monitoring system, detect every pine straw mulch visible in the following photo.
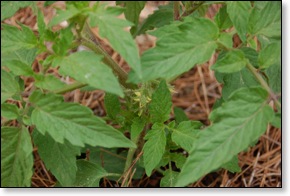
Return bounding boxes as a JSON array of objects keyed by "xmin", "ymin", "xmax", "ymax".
[{"xmin": 1, "ymin": 1, "xmax": 281, "ymax": 187}]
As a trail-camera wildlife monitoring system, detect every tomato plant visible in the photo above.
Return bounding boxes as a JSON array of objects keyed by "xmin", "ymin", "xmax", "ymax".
[{"xmin": 1, "ymin": 1, "xmax": 281, "ymax": 187}]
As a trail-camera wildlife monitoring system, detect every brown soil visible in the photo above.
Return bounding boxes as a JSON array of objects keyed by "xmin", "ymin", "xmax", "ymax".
[{"xmin": 2, "ymin": 1, "xmax": 281, "ymax": 187}]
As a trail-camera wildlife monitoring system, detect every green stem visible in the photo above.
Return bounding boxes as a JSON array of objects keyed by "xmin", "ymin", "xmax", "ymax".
[
  {"xmin": 246, "ymin": 63, "xmax": 281, "ymax": 108},
  {"xmin": 80, "ymin": 38, "xmax": 129, "ymax": 86},
  {"xmin": 180, "ymin": 1, "xmax": 205, "ymax": 18},
  {"xmin": 106, "ymin": 173, "xmax": 121, "ymax": 178},
  {"xmin": 53, "ymin": 81, "xmax": 87, "ymax": 94},
  {"xmin": 122, "ymin": 133, "xmax": 141, "ymax": 187},
  {"xmin": 80, "ymin": 37, "xmax": 137, "ymax": 89}
]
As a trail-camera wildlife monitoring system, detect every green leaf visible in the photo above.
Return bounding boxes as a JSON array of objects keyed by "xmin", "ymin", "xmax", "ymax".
[
  {"xmin": 170, "ymin": 153, "xmax": 186, "ymax": 169},
  {"xmin": 173, "ymin": 107, "xmax": 189, "ymax": 124},
  {"xmin": 159, "ymin": 152, "xmax": 186, "ymax": 169},
  {"xmin": 211, "ymin": 50, "xmax": 247, "ymax": 73},
  {"xmin": 270, "ymin": 113, "xmax": 281, "ymax": 128},
  {"xmin": 1, "ymin": 69, "xmax": 20, "ymax": 104},
  {"xmin": 74, "ymin": 160, "xmax": 108, "ymax": 187},
  {"xmin": 133, "ymin": 17, "xmax": 219, "ymax": 82},
  {"xmin": 175, "ymin": 87, "xmax": 274, "ymax": 187},
  {"xmin": 104, "ymin": 93, "xmax": 121, "ymax": 120},
  {"xmin": 1, "ymin": 103, "xmax": 20, "ymax": 120},
  {"xmin": 248, "ymin": 2, "xmax": 281, "ymax": 38},
  {"xmin": 215, "ymin": 67, "xmax": 259, "ymax": 100},
  {"xmin": 1, "ymin": 126, "xmax": 34, "ymax": 187},
  {"xmin": 136, "ymin": 3, "xmax": 173, "ymax": 36},
  {"xmin": 30, "ymin": 93, "xmax": 136, "ymax": 148},
  {"xmin": 217, "ymin": 32, "xmax": 233, "ymax": 49},
  {"xmin": 214, "ymin": 5, "xmax": 233, "ymax": 30},
  {"xmin": 160, "ymin": 170, "xmax": 179, "ymax": 187},
  {"xmin": 122, "ymin": 1, "xmax": 146, "ymax": 35},
  {"xmin": 143, "ymin": 123, "xmax": 166, "ymax": 176},
  {"xmin": 226, "ymin": 1, "xmax": 251, "ymax": 42},
  {"xmin": 33, "ymin": 131, "xmax": 81, "ymax": 186},
  {"xmin": 29, "ymin": 90, "xmax": 64, "ymax": 108},
  {"xmin": 34, "ymin": 74, "xmax": 67, "ymax": 91},
  {"xmin": 1, "ymin": 48, "xmax": 37, "ymax": 68},
  {"xmin": 222, "ymin": 155, "xmax": 241, "ymax": 173},
  {"xmin": 52, "ymin": 27, "xmax": 74, "ymax": 56},
  {"xmin": 258, "ymin": 42, "xmax": 281, "ymax": 69},
  {"xmin": 240, "ymin": 47, "xmax": 259, "ymax": 68},
  {"xmin": 2, "ymin": 60, "xmax": 35, "ymax": 76},
  {"xmin": 59, "ymin": 51, "xmax": 124, "ymax": 97},
  {"xmin": 131, "ymin": 117, "xmax": 146, "ymax": 142},
  {"xmin": 88, "ymin": 5, "xmax": 142, "ymax": 79},
  {"xmin": 1, "ymin": 1, "xmax": 34, "ymax": 21},
  {"xmin": 1, "ymin": 24, "xmax": 38, "ymax": 54},
  {"xmin": 171, "ymin": 121, "xmax": 202, "ymax": 152},
  {"xmin": 88, "ymin": 147, "xmax": 144, "ymax": 181},
  {"xmin": 48, "ymin": 5, "xmax": 80, "ymax": 27},
  {"xmin": 266, "ymin": 62, "xmax": 281, "ymax": 94},
  {"xmin": 149, "ymin": 80, "xmax": 172, "ymax": 123},
  {"xmin": 37, "ymin": 9, "xmax": 46, "ymax": 37}
]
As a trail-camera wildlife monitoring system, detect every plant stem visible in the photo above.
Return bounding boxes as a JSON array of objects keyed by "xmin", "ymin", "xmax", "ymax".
[
  {"xmin": 122, "ymin": 133, "xmax": 141, "ymax": 186},
  {"xmin": 180, "ymin": 1, "xmax": 205, "ymax": 18},
  {"xmin": 246, "ymin": 63, "xmax": 281, "ymax": 108},
  {"xmin": 80, "ymin": 37, "xmax": 136, "ymax": 89},
  {"xmin": 173, "ymin": 1, "xmax": 180, "ymax": 20},
  {"xmin": 53, "ymin": 81, "xmax": 87, "ymax": 94}
]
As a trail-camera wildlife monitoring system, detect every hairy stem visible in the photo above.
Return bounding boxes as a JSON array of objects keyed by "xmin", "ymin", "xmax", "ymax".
[
  {"xmin": 122, "ymin": 134, "xmax": 140, "ymax": 187},
  {"xmin": 80, "ymin": 37, "xmax": 136, "ymax": 89},
  {"xmin": 246, "ymin": 63, "xmax": 281, "ymax": 108},
  {"xmin": 173, "ymin": 1, "xmax": 180, "ymax": 20},
  {"xmin": 180, "ymin": 1, "xmax": 205, "ymax": 18},
  {"xmin": 53, "ymin": 81, "xmax": 87, "ymax": 94}
]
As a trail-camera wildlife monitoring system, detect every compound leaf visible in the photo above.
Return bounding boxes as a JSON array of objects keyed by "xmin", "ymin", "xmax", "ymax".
[
  {"xmin": 174, "ymin": 107, "xmax": 189, "ymax": 124},
  {"xmin": 132, "ymin": 17, "xmax": 218, "ymax": 82},
  {"xmin": 240, "ymin": 47, "xmax": 259, "ymax": 68},
  {"xmin": 136, "ymin": 3, "xmax": 173, "ymax": 35},
  {"xmin": 30, "ymin": 92, "xmax": 136, "ymax": 148},
  {"xmin": 176, "ymin": 87, "xmax": 274, "ymax": 187},
  {"xmin": 1, "ymin": 24, "xmax": 38, "ymax": 54},
  {"xmin": 226, "ymin": 1, "xmax": 251, "ymax": 42},
  {"xmin": 59, "ymin": 51, "xmax": 123, "ymax": 97},
  {"xmin": 248, "ymin": 2, "xmax": 281, "ymax": 38},
  {"xmin": 171, "ymin": 121, "xmax": 202, "ymax": 152},
  {"xmin": 2, "ymin": 60, "xmax": 34, "ymax": 76},
  {"xmin": 266, "ymin": 62, "xmax": 281, "ymax": 94},
  {"xmin": 258, "ymin": 42, "xmax": 281, "ymax": 69},
  {"xmin": 48, "ymin": 5, "xmax": 80, "ymax": 27},
  {"xmin": 149, "ymin": 80, "xmax": 172, "ymax": 123},
  {"xmin": 215, "ymin": 67, "xmax": 259, "ymax": 100},
  {"xmin": 160, "ymin": 170, "xmax": 179, "ymax": 187},
  {"xmin": 130, "ymin": 117, "xmax": 146, "ymax": 142},
  {"xmin": 104, "ymin": 93, "xmax": 121, "ymax": 120},
  {"xmin": 1, "ymin": 126, "xmax": 34, "ymax": 187},
  {"xmin": 34, "ymin": 74, "xmax": 67, "ymax": 91},
  {"xmin": 214, "ymin": 5, "xmax": 232, "ymax": 30},
  {"xmin": 1, "ymin": 69, "xmax": 20, "ymax": 104},
  {"xmin": 222, "ymin": 155, "xmax": 241, "ymax": 173},
  {"xmin": 1, "ymin": 1, "xmax": 35, "ymax": 21},
  {"xmin": 211, "ymin": 50, "xmax": 248, "ymax": 73},
  {"xmin": 143, "ymin": 123, "xmax": 166, "ymax": 176},
  {"xmin": 1, "ymin": 103, "xmax": 20, "ymax": 120},
  {"xmin": 122, "ymin": 1, "xmax": 146, "ymax": 35},
  {"xmin": 33, "ymin": 131, "xmax": 81, "ymax": 186},
  {"xmin": 1, "ymin": 48, "xmax": 37, "ymax": 69},
  {"xmin": 88, "ymin": 5, "xmax": 142, "ymax": 79},
  {"xmin": 74, "ymin": 160, "xmax": 108, "ymax": 187}
]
